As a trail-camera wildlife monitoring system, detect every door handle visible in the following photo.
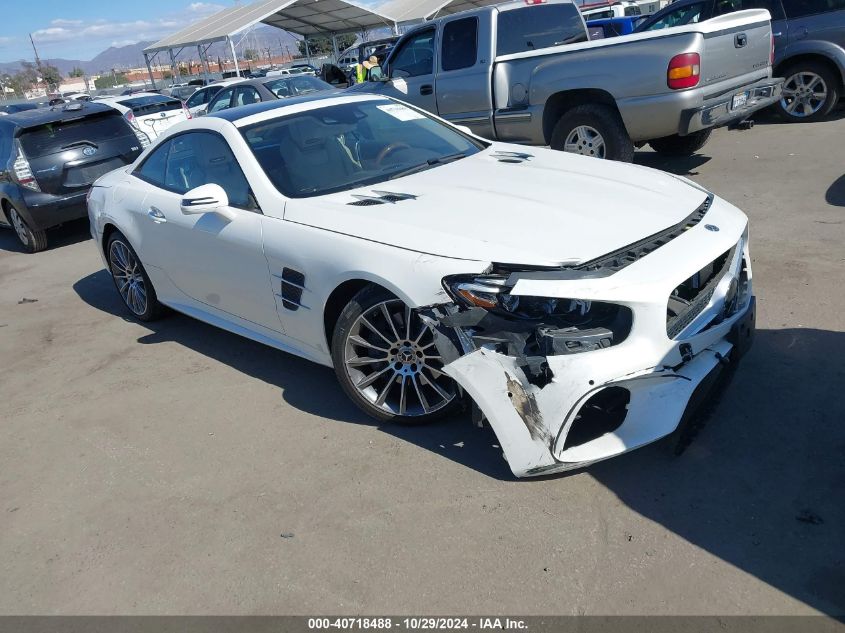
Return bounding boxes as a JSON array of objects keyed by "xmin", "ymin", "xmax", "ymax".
[
  {"xmin": 420, "ymin": 84, "xmax": 433, "ymax": 96},
  {"xmin": 735, "ymin": 33, "xmax": 748, "ymax": 48},
  {"xmin": 147, "ymin": 206, "xmax": 166, "ymax": 223}
]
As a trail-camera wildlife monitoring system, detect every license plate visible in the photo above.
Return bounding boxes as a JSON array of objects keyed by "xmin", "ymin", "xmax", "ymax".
[{"xmin": 731, "ymin": 91, "xmax": 749, "ymax": 110}]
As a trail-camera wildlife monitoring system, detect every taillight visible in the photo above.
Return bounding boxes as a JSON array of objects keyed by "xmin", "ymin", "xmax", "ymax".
[
  {"xmin": 770, "ymin": 33, "xmax": 775, "ymax": 66},
  {"xmin": 124, "ymin": 110, "xmax": 136, "ymax": 125},
  {"xmin": 668, "ymin": 53, "xmax": 700, "ymax": 89},
  {"xmin": 133, "ymin": 128, "xmax": 151, "ymax": 148},
  {"xmin": 12, "ymin": 141, "xmax": 40, "ymax": 192},
  {"xmin": 524, "ymin": 0, "xmax": 546, "ymax": 4},
  {"xmin": 183, "ymin": 102, "xmax": 192, "ymax": 119}
]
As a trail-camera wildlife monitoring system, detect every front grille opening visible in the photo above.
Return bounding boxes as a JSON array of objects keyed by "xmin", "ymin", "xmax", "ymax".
[
  {"xmin": 666, "ymin": 246, "xmax": 735, "ymax": 339},
  {"xmin": 563, "ymin": 387, "xmax": 630, "ymax": 451}
]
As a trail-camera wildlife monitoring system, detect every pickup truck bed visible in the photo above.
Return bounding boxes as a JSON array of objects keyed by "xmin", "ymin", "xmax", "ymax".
[{"xmin": 354, "ymin": 1, "xmax": 782, "ymax": 161}]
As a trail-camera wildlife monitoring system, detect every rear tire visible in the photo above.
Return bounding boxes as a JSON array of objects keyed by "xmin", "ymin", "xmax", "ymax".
[
  {"xmin": 648, "ymin": 129, "xmax": 712, "ymax": 156},
  {"xmin": 550, "ymin": 104, "xmax": 634, "ymax": 162},
  {"xmin": 776, "ymin": 61, "xmax": 840, "ymax": 123},
  {"xmin": 331, "ymin": 284, "xmax": 460, "ymax": 425},
  {"xmin": 6, "ymin": 204, "xmax": 48, "ymax": 253},
  {"xmin": 106, "ymin": 231, "xmax": 165, "ymax": 322}
]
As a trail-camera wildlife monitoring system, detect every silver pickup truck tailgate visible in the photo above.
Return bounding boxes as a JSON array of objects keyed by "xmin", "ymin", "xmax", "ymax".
[{"xmin": 697, "ymin": 10, "xmax": 773, "ymax": 90}]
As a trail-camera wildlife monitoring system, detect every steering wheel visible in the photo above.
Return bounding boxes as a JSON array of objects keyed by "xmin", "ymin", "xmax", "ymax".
[{"xmin": 375, "ymin": 142, "xmax": 412, "ymax": 167}]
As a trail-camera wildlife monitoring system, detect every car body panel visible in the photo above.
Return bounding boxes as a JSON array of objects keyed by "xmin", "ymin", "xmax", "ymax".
[{"xmin": 88, "ymin": 94, "xmax": 755, "ymax": 477}]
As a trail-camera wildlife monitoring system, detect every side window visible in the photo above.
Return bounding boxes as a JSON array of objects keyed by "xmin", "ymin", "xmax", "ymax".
[
  {"xmin": 162, "ymin": 132, "xmax": 254, "ymax": 210},
  {"xmin": 714, "ymin": 0, "xmax": 786, "ymax": 18},
  {"xmin": 186, "ymin": 89, "xmax": 206, "ymax": 108},
  {"xmin": 134, "ymin": 139, "xmax": 172, "ymax": 187},
  {"xmin": 643, "ymin": 3, "xmax": 706, "ymax": 29},
  {"xmin": 781, "ymin": 0, "xmax": 843, "ymax": 17},
  {"xmin": 235, "ymin": 86, "xmax": 260, "ymax": 106},
  {"xmin": 389, "ymin": 29, "xmax": 435, "ymax": 78},
  {"xmin": 441, "ymin": 18, "xmax": 478, "ymax": 72},
  {"xmin": 208, "ymin": 88, "xmax": 233, "ymax": 113}
]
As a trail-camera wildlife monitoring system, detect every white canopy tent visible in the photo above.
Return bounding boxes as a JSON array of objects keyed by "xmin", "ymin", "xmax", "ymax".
[
  {"xmin": 375, "ymin": 0, "xmax": 505, "ymax": 25},
  {"xmin": 142, "ymin": 0, "xmax": 396, "ymax": 87}
]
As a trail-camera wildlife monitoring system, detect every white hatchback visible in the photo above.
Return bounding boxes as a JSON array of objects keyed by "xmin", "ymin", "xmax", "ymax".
[{"xmin": 97, "ymin": 93, "xmax": 191, "ymax": 140}]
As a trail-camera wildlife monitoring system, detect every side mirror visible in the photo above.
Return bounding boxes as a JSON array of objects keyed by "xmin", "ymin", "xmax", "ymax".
[
  {"xmin": 455, "ymin": 124, "xmax": 472, "ymax": 135},
  {"xmin": 180, "ymin": 183, "xmax": 231, "ymax": 217}
]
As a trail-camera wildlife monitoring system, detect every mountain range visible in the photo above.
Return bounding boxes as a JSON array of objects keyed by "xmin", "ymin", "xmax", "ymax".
[{"xmin": 0, "ymin": 25, "xmax": 310, "ymax": 78}]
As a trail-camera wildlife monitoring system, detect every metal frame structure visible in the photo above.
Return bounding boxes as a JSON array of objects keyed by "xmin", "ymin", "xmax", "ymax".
[{"xmin": 142, "ymin": 0, "xmax": 396, "ymax": 88}]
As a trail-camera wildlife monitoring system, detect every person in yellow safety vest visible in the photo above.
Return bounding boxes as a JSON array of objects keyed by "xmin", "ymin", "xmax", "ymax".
[{"xmin": 355, "ymin": 56, "xmax": 382, "ymax": 83}]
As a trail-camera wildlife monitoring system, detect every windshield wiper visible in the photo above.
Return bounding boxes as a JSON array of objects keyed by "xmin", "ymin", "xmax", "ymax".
[{"xmin": 388, "ymin": 152, "xmax": 467, "ymax": 180}]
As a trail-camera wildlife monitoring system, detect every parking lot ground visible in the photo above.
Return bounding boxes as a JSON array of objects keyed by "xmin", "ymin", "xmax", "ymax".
[{"xmin": 1, "ymin": 110, "xmax": 844, "ymax": 616}]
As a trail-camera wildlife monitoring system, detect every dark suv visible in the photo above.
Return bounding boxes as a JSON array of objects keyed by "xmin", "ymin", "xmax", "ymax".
[
  {"xmin": 0, "ymin": 102, "xmax": 148, "ymax": 252},
  {"xmin": 636, "ymin": 0, "xmax": 845, "ymax": 122}
]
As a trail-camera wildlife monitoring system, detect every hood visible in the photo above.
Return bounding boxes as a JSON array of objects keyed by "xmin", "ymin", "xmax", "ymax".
[{"xmin": 283, "ymin": 145, "xmax": 709, "ymax": 266}]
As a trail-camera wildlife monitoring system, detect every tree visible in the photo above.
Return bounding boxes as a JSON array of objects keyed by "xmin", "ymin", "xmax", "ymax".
[
  {"xmin": 94, "ymin": 72, "xmax": 127, "ymax": 90},
  {"xmin": 69, "ymin": 67, "xmax": 85, "ymax": 78},
  {"xmin": 39, "ymin": 63, "xmax": 63, "ymax": 89},
  {"xmin": 296, "ymin": 34, "xmax": 356, "ymax": 57},
  {"xmin": 244, "ymin": 48, "xmax": 259, "ymax": 61}
]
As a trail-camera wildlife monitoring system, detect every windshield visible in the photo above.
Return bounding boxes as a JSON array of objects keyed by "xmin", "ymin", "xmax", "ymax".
[
  {"xmin": 242, "ymin": 99, "xmax": 485, "ymax": 198},
  {"xmin": 264, "ymin": 76, "xmax": 332, "ymax": 98},
  {"xmin": 117, "ymin": 95, "xmax": 182, "ymax": 115}
]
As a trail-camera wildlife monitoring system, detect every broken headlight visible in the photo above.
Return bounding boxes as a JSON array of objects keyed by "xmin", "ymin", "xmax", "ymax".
[{"xmin": 443, "ymin": 274, "xmax": 595, "ymax": 323}]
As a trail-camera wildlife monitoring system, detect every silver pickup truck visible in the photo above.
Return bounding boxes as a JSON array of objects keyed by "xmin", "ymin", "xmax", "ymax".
[{"xmin": 351, "ymin": 0, "xmax": 783, "ymax": 161}]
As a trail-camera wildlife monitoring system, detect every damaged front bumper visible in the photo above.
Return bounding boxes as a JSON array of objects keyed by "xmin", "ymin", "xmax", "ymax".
[{"xmin": 434, "ymin": 195, "xmax": 756, "ymax": 477}]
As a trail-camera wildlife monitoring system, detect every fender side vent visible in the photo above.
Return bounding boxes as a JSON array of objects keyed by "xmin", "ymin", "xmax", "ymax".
[
  {"xmin": 348, "ymin": 190, "xmax": 418, "ymax": 206},
  {"xmin": 492, "ymin": 151, "xmax": 533, "ymax": 163},
  {"xmin": 280, "ymin": 268, "xmax": 306, "ymax": 311},
  {"xmin": 563, "ymin": 387, "xmax": 630, "ymax": 451}
]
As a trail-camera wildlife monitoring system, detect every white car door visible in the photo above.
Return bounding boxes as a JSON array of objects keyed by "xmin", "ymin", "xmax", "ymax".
[{"xmin": 130, "ymin": 131, "xmax": 282, "ymax": 332}]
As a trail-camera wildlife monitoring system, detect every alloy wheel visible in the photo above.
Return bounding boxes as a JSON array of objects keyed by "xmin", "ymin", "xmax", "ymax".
[
  {"xmin": 343, "ymin": 299, "xmax": 456, "ymax": 417},
  {"xmin": 564, "ymin": 125, "xmax": 606, "ymax": 158},
  {"xmin": 781, "ymin": 71, "xmax": 828, "ymax": 118},
  {"xmin": 109, "ymin": 240, "xmax": 148, "ymax": 316},
  {"xmin": 10, "ymin": 208, "xmax": 29, "ymax": 246}
]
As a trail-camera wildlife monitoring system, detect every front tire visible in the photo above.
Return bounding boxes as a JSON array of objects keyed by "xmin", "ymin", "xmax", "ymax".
[
  {"xmin": 550, "ymin": 104, "xmax": 634, "ymax": 162},
  {"xmin": 7, "ymin": 204, "xmax": 48, "ymax": 253},
  {"xmin": 331, "ymin": 285, "xmax": 459, "ymax": 424},
  {"xmin": 777, "ymin": 62, "xmax": 840, "ymax": 123},
  {"xmin": 648, "ymin": 129, "xmax": 712, "ymax": 156},
  {"xmin": 106, "ymin": 231, "xmax": 164, "ymax": 322}
]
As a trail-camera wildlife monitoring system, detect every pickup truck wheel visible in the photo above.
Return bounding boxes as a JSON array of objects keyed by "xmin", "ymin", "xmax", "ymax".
[
  {"xmin": 777, "ymin": 62, "xmax": 840, "ymax": 123},
  {"xmin": 7, "ymin": 204, "xmax": 48, "ymax": 253},
  {"xmin": 332, "ymin": 285, "xmax": 459, "ymax": 425},
  {"xmin": 648, "ymin": 129, "xmax": 712, "ymax": 156},
  {"xmin": 550, "ymin": 104, "xmax": 634, "ymax": 162}
]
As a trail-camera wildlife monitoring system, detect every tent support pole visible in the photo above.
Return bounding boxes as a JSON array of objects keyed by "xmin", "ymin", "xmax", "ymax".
[
  {"xmin": 144, "ymin": 53, "xmax": 157, "ymax": 90},
  {"xmin": 228, "ymin": 36, "xmax": 241, "ymax": 77}
]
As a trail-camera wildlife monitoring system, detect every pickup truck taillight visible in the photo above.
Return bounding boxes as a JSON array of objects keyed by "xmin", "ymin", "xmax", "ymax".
[{"xmin": 667, "ymin": 53, "xmax": 700, "ymax": 90}]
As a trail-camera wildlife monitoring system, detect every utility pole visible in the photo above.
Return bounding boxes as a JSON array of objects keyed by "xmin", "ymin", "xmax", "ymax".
[{"xmin": 29, "ymin": 33, "xmax": 43, "ymax": 72}]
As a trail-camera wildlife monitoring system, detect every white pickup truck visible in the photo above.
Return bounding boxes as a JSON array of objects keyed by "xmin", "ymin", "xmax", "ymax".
[{"xmin": 352, "ymin": 0, "xmax": 782, "ymax": 160}]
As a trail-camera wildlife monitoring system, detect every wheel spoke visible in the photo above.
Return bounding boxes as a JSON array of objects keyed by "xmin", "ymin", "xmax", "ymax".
[
  {"xmin": 379, "ymin": 303, "xmax": 401, "ymax": 341},
  {"xmin": 420, "ymin": 372, "xmax": 450, "ymax": 401},
  {"xmin": 411, "ymin": 375, "xmax": 431, "ymax": 413},
  {"xmin": 346, "ymin": 355, "xmax": 387, "ymax": 366},
  {"xmin": 398, "ymin": 376, "xmax": 407, "ymax": 415},
  {"xmin": 404, "ymin": 305, "xmax": 412, "ymax": 341},
  {"xmin": 349, "ymin": 335, "xmax": 389, "ymax": 354},
  {"xmin": 423, "ymin": 364, "xmax": 446, "ymax": 378},
  {"xmin": 374, "ymin": 374, "xmax": 395, "ymax": 407},
  {"xmin": 360, "ymin": 316, "xmax": 395, "ymax": 346},
  {"xmin": 356, "ymin": 364, "xmax": 394, "ymax": 390}
]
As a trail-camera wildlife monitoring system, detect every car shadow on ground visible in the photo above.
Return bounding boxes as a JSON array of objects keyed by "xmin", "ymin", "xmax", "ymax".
[
  {"xmin": 826, "ymin": 175, "xmax": 845, "ymax": 207},
  {"xmin": 0, "ymin": 217, "xmax": 91, "ymax": 253},
  {"xmin": 634, "ymin": 152, "xmax": 712, "ymax": 176},
  {"xmin": 74, "ymin": 270, "xmax": 845, "ymax": 614}
]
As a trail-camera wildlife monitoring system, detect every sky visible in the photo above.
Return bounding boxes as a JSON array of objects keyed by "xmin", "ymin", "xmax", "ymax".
[{"xmin": 0, "ymin": 0, "xmax": 242, "ymax": 63}]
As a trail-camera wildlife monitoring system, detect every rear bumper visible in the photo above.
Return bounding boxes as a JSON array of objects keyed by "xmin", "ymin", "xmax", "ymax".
[
  {"xmin": 18, "ymin": 190, "xmax": 89, "ymax": 231},
  {"xmin": 680, "ymin": 77, "xmax": 783, "ymax": 135}
]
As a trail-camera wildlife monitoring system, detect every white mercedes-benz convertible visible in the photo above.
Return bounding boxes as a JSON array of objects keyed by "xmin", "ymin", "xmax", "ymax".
[{"xmin": 88, "ymin": 93, "xmax": 755, "ymax": 477}]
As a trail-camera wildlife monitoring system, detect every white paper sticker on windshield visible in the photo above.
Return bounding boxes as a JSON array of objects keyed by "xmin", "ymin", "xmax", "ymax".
[{"xmin": 377, "ymin": 103, "xmax": 425, "ymax": 121}]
